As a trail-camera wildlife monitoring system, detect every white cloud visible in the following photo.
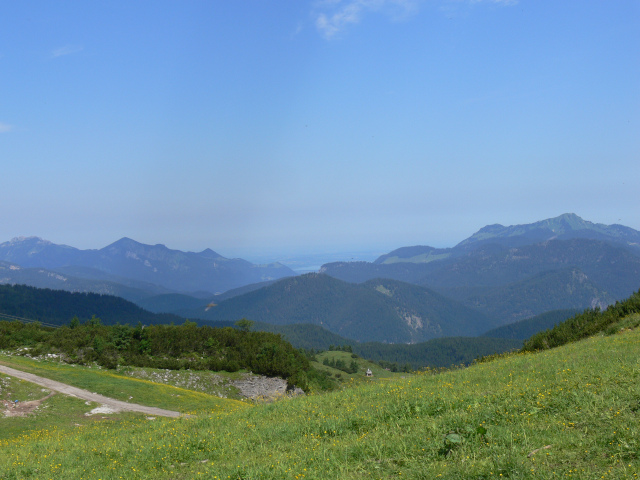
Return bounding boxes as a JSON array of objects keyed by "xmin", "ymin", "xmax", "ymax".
[
  {"xmin": 314, "ymin": 0, "xmax": 418, "ymax": 39},
  {"xmin": 0, "ymin": 123, "xmax": 12, "ymax": 133},
  {"xmin": 51, "ymin": 45, "xmax": 83, "ymax": 58},
  {"xmin": 312, "ymin": 0, "xmax": 518, "ymax": 38}
]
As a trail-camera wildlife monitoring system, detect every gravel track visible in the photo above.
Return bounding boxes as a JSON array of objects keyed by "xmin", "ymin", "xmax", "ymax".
[{"xmin": 0, "ymin": 364, "xmax": 183, "ymax": 418}]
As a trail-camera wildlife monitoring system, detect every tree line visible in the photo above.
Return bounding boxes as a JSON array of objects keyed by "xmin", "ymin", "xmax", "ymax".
[
  {"xmin": 521, "ymin": 288, "xmax": 640, "ymax": 352},
  {"xmin": 352, "ymin": 337, "xmax": 523, "ymax": 370}
]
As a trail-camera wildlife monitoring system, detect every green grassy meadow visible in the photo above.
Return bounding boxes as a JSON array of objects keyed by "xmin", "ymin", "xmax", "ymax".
[
  {"xmin": 1, "ymin": 328, "xmax": 639, "ymax": 479},
  {"xmin": 312, "ymin": 350, "xmax": 407, "ymax": 383}
]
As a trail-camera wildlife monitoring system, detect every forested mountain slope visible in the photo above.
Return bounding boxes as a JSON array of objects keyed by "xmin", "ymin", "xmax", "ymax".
[
  {"xmin": 482, "ymin": 309, "xmax": 580, "ymax": 340},
  {"xmin": 0, "ymin": 284, "xmax": 183, "ymax": 326},
  {"xmin": 322, "ymin": 239, "xmax": 640, "ymax": 324},
  {"xmin": 183, "ymin": 274, "xmax": 497, "ymax": 343},
  {"xmin": 0, "ymin": 261, "xmax": 173, "ymax": 303}
]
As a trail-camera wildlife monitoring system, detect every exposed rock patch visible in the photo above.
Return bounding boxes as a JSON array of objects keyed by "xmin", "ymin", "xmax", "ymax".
[
  {"xmin": 85, "ymin": 404, "xmax": 121, "ymax": 416},
  {"xmin": 230, "ymin": 375, "xmax": 304, "ymax": 401},
  {"xmin": 118, "ymin": 367, "xmax": 305, "ymax": 402}
]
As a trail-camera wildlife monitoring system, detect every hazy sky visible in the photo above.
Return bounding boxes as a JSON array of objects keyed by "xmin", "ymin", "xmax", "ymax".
[{"xmin": 2, "ymin": 1, "xmax": 638, "ymax": 259}]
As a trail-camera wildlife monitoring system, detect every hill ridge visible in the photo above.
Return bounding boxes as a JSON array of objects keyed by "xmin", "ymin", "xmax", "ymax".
[
  {"xmin": 0, "ymin": 236, "xmax": 295, "ymax": 296},
  {"xmin": 185, "ymin": 273, "xmax": 496, "ymax": 343}
]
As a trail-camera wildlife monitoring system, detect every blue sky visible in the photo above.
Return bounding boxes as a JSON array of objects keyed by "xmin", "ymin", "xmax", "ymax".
[{"xmin": 1, "ymin": 1, "xmax": 638, "ymax": 260}]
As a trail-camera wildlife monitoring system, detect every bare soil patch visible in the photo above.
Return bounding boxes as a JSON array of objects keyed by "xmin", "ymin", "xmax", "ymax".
[{"xmin": 2, "ymin": 391, "xmax": 56, "ymax": 417}]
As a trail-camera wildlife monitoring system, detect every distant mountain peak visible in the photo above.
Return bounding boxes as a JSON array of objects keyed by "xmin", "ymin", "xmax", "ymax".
[
  {"xmin": 473, "ymin": 213, "xmax": 587, "ymax": 236},
  {"xmin": 557, "ymin": 212, "xmax": 581, "ymax": 221},
  {"xmin": 1, "ymin": 236, "xmax": 77, "ymax": 253},
  {"xmin": 107, "ymin": 237, "xmax": 145, "ymax": 248},
  {"xmin": 198, "ymin": 248, "xmax": 224, "ymax": 259},
  {"xmin": 7, "ymin": 236, "xmax": 51, "ymax": 245},
  {"xmin": 455, "ymin": 213, "xmax": 640, "ymax": 250},
  {"xmin": 104, "ymin": 238, "xmax": 178, "ymax": 257},
  {"xmin": 373, "ymin": 245, "xmax": 450, "ymax": 265},
  {"xmin": 536, "ymin": 213, "xmax": 591, "ymax": 232}
]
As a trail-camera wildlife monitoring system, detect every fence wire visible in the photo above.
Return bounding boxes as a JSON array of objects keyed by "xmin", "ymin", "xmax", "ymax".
[{"xmin": 0, "ymin": 312, "xmax": 61, "ymax": 329}]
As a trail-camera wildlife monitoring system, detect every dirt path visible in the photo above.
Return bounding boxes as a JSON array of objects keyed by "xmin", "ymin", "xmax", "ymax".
[
  {"xmin": 2, "ymin": 391, "xmax": 57, "ymax": 417},
  {"xmin": 0, "ymin": 365, "xmax": 183, "ymax": 418}
]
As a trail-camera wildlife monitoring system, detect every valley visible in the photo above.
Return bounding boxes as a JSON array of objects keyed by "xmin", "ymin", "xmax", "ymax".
[
  {"xmin": 6, "ymin": 1, "xmax": 638, "ymax": 476},
  {"xmin": 1, "ymin": 213, "xmax": 639, "ymax": 477},
  {"xmin": 1, "ymin": 213, "xmax": 639, "ymax": 370}
]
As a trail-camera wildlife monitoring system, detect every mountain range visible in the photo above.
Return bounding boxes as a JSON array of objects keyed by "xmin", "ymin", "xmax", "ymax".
[
  {"xmin": 320, "ymin": 214, "xmax": 640, "ymax": 323},
  {"xmin": 0, "ymin": 236, "xmax": 294, "ymax": 298},
  {"xmin": 373, "ymin": 213, "xmax": 640, "ymax": 265},
  {"xmin": 1, "ymin": 213, "xmax": 639, "ymax": 343}
]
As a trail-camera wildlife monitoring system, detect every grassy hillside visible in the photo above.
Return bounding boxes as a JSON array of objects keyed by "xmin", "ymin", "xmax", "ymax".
[
  {"xmin": 1, "ymin": 323, "xmax": 638, "ymax": 478},
  {"xmin": 311, "ymin": 350, "xmax": 407, "ymax": 382},
  {"xmin": 0, "ymin": 354, "xmax": 245, "ymax": 416}
]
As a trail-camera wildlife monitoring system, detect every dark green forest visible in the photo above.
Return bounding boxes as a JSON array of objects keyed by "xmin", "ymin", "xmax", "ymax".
[
  {"xmin": 0, "ymin": 285, "xmax": 514, "ymax": 370},
  {"xmin": 0, "ymin": 284, "xmax": 184, "ymax": 326},
  {"xmin": 254, "ymin": 322, "xmax": 353, "ymax": 351},
  {"xmin": 443, "ymin": 268, "xmax": 611, "ymax": 323}
]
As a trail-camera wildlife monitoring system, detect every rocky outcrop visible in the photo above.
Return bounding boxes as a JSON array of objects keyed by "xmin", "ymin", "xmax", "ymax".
[
  {"xmin": 230, "ymin": 375, "xmax": 304, "ymax": 401},
  {"xmin": 118, "ymin": 367, "xmax": 305, "ymax": 402}
]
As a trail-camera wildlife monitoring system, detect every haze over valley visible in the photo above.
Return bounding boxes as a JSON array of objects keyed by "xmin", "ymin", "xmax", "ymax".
[{"xmin": 1, "ymin": 3, "xmax": 639, "ymax": 477}]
